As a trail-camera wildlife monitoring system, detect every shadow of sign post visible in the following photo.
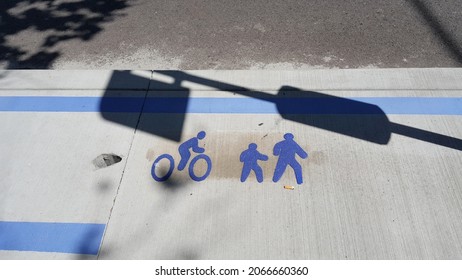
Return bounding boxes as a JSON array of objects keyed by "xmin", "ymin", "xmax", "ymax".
[
  {"xmin": 275, "ymin": 86, "xmax": 391, "ymax": 145},
  {"xmin": 100, "ymin": 71, "xmax": 462, "ymax": 152},
  {"xmin": 100, "ymin": 71, "xmax": 189, "ymax": 142}
]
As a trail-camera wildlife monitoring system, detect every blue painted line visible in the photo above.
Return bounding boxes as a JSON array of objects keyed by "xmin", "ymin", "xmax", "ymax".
[
  {"xmin": 0, "ymin": 96, "xmax": 462, "ymax": 115},
  {"xmin": 0, "ymin": 221, "xmax": 105, "ymax": 255},
  {"xmin": 0, "ymin": 97, "xmax": 143, "ymax": 112},
  {"xmin": 144, "ymin": 97, "xmax": 462, "ymax": 115}
]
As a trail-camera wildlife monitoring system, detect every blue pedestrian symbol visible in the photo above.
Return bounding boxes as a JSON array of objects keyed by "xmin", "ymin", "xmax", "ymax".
[
  {"xmin": 272, "ymin": 133, "xmax": 308, "ymax": 184},
  {"xmin": 239, "ymin": 143, "xmax": 268, "ymax": 183}
]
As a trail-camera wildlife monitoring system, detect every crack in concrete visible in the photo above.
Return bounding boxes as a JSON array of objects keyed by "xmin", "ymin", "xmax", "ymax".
[{"xmin": 96, "ymin": 70, "xmax": 153, "ymax": 259}]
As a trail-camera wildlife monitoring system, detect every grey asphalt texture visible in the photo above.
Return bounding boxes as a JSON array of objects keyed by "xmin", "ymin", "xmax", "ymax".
[{"xmin": 1, "ymin": 0, "xmax": 462, "ymax": 69}]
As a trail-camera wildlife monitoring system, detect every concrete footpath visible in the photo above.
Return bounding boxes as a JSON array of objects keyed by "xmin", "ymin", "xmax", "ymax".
[{"xmin": 0, "ymin": 69, "xmax": 462, "ymax": 259}]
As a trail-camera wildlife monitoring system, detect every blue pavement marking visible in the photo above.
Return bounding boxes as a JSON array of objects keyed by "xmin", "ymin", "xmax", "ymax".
[
  {"xmin": 0, "ymin": 96, "xmax": 462, "ymax": 115},
  {"xmin": 0, "ymin": 221, "xmax": 105, "ymax": 255},
  {"xmin": 0, "ymin": 97, "xmax": 143, "ymax": 112},
  {"xmin": 151, "ymin": 131, "xmax": 213, "ymax": 182},
  {"xmin": 240, "ymin": 143, "xmax": 268, "ymax": 183},
  {"xmin": 272, "ymin": 133, "xmax": 308, "ymax": 185}
]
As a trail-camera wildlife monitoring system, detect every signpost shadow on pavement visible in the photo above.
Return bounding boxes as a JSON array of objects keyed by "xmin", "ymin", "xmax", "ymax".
[
  {"xmin": 273, "ymin": 86, "xmax": 391, "ymax": 145},
  {"xmin": 100, "ymin": 70, "xmax": 188, "ymax": 142},
  {"xmin": 100, "ymin": 70, "xmax": 462, "ymax": 151},
  {"xmin": 275, "ymin": 86, "xmax": 462, "ymax": 151}
]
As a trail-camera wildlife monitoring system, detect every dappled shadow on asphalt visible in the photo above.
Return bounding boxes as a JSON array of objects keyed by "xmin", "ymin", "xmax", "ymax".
[{"xmin": 0, "ymin": 0, "xmax": 129, "ymax": 68}]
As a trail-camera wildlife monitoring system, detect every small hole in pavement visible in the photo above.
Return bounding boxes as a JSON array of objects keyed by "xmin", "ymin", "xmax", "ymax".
[{"xmin": 93, "ymin": 154, "xmax": 122, "ymax": 169}]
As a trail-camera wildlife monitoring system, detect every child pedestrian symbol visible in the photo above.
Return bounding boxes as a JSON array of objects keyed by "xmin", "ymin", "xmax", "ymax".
[
  {"xmin": 239, "ymin": 143, "xmax": 268, "ymax": 183},
  {"xmin": 272, "ymin": 133, "xmax": 308, "ymax": 184}
]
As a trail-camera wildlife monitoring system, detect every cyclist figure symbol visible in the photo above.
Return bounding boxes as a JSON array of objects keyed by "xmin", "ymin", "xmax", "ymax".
[
  {"xmin": 177, "ymin": 131, "xmax": 206, "ymax": 171},
  {"xmin": 151, "ymin": 131, "xmax": 212, "ymax": 182}
]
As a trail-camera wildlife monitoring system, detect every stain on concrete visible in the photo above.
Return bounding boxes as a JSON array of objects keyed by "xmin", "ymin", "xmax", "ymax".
[
  {"xmin": 309, "ymin": 151, "xmax": 326, "ymax": 165},
  {"xmin": 146, "ymin": 149, "xmax": 156, "ymax": 161},
  {"xmin": 210, "ymin": 132, "xmax": 292, "ymax": 182},
  {"xmin": 93, "ymin": 154, "xmax": 122, "ymax": 169}
]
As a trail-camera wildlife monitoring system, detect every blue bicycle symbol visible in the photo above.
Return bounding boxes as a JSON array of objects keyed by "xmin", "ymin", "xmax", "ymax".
[{"xmin": 151, "ymin": 131, "xmax": 212, "ymax": 182}]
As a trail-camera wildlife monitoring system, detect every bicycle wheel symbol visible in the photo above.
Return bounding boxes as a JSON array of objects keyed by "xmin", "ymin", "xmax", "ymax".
[
  {"xmin": 151, "ymin": 154, "xmax": 174, "ymax": 182},
  {"xmin": 151, "ymin": 153, "xmax": 212, "ymax": 182},
  {"xmin": 188, "ymin": 154, "xmax": 212, "ymax": 181}
]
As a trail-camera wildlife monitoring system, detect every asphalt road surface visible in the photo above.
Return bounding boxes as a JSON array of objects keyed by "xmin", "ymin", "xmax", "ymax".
[{"xmin": 1, "ymin": 0, "xmax": 462, "ymax": 69}]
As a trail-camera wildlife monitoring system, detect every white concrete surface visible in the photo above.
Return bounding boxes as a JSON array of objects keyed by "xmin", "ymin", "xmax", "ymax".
[
  {"xmin": 150, "ymin": 69, "xmax": 462, "ymax": 91},
  {"xmin": 0, "ymin": 86, "xmax": 144, "ymax": 259},
  {"xmin": 1, "ymin": 69, "xmax": 462, "ymax": 259},
  {"xmin": 0, "ymin": 70, "xmax": 151, "ymax": 90}
]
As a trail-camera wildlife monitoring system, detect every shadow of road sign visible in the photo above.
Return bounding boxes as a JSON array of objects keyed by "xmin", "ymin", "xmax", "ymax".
[
  {"xmin": 274, "ymin": 86, "xmax": 391, "ymax": 144},
  {"xmin": 100, "ymin": 70, "xmax": 188, "ymax": 142},
  {"xmin": 100, "ymin": 71, "xmax": 462, "ymax": 151},
  {"xmin": 275, "ymin": 86, "xmax": 462, "ymax": 151}
]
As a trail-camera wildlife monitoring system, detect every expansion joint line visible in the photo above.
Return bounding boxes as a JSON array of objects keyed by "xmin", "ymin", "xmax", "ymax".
[{"xmin": 97, "ymin": 71, "xmax": 153, "ymax": 259}]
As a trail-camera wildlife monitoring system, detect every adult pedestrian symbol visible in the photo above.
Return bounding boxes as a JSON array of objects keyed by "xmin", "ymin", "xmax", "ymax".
[{"xmin": 272, "ymin": 133, "xmax": 308, "ymax": 184}]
